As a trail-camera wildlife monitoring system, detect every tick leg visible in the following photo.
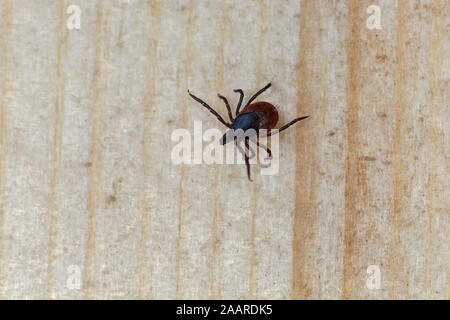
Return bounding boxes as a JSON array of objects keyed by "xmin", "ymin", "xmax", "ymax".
[
  {"xmin": 236, "ymin": 139, "xmax": 255, "ymax": 160},
  {"xmin": 233, "ymin": 89, "xmax": 244, "ymax": 116},
  {"xmin": 244, "ymin": 82, "xmax": 271, "ymax": 109},
  {"xmin": 188, "ymin": 90, "xmax": 232, "ymax": 128},
  {"xmin": 244, "ymin": 138, "xmax": 253, "ymax": 181},
  {"xmin": 256, "ymin": 140, "xmax": 272, "ymax": 159},
  {"xmin": 266, "ymin": 116, "xmax": 309, "ymax": 136},
  {"xmin": 217, "ymin": 93, "xmax": 234, "ymax": 122},
  {"xmin": 256, "ymin": 140, "xmax": 272, "ymax": 168},
  {"xmin": 235, "ymin": 139, "xmax": 253, "ymax": 181},
  {"xmin": 245, "ymin": 136, "xmax": 257, "ymax": 159}
]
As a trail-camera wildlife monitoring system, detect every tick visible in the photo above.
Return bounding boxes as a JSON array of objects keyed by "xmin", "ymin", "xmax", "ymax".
[{"xmin": 188, "ymin": 83, "xmax": 309, "ymax": 181}]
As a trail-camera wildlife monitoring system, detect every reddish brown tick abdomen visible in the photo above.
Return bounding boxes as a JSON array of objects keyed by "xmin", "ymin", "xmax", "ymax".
[{"xmin": 238, "ymin": 101, "xmax": 279, "ymax": 130}]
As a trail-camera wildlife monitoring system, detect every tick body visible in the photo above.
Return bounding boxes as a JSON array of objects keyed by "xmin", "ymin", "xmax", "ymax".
[
  {"xmin": 234, "ymin": 102, "xmax": 279, "ymax": 131},
  {"xmin": 188, "ymin": 83, "xmax": 309, "ymax": 181}
]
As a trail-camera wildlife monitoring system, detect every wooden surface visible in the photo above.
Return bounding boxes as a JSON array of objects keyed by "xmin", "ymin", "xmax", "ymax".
[{"xmin": 0, "ymin": 0, "xmax": 448, "ymax": 299}]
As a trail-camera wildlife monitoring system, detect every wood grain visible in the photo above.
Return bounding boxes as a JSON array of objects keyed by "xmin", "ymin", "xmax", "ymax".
[{"xmin": 0, "ymin": 0, "xmax": 448, "ymax": 299}]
